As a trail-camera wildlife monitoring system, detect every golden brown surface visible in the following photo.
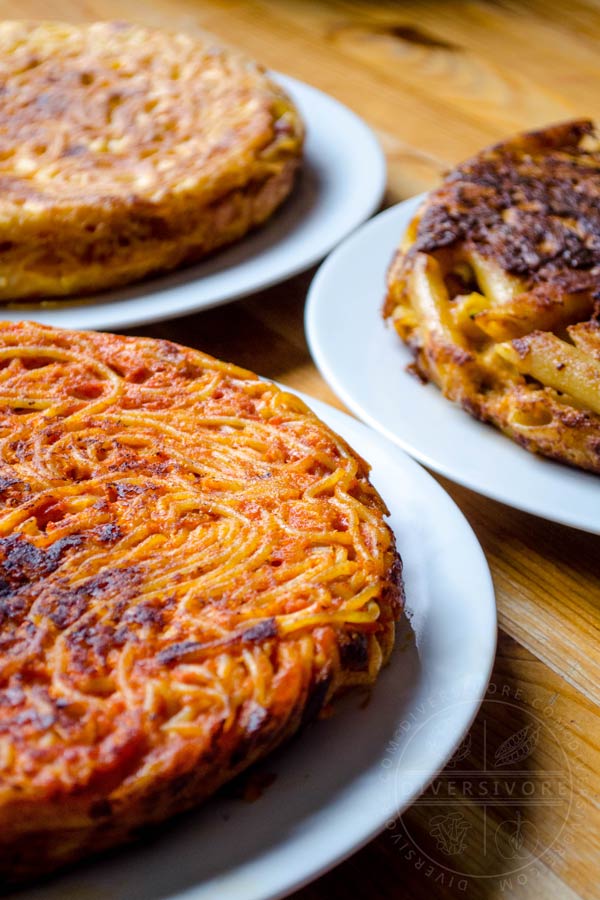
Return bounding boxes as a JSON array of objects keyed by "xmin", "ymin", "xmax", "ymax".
[
  {"xmin": 0, "ymin": 21, "xmax": 303, "ymax": 300},
  {"xmin": 0, "ymin": 321, "xmax": 401, "ymax": 883},
  {"xmin": 384, "ymin": 120, "xmax": 600, "ymax": 473}
]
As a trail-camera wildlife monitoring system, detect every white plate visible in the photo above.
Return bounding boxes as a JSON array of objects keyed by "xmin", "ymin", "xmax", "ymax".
[
  {"xmin": 19, "ymin": 394, "xmax": 496, "ymax": 900},
  {"xmin": 306, "ymin": 197, "xmax": 600, "ymax": 535},
  {"xmin": 0, "ymin": 75, "xmax": 385, "ymax": 332}
]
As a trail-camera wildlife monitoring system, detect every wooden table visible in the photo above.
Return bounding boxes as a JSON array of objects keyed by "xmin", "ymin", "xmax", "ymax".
[{"xmin": 4, "ymin": 1, "xmax": 600, "ymax": 897}]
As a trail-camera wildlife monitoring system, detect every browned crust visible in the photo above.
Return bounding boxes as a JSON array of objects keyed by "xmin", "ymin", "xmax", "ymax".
[{"xmin": 410, "ymin": 119, "xmax": 600, "ymax": 287}]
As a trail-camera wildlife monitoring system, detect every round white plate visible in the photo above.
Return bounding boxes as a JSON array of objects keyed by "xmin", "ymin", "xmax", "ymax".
[
  {"xmin": 0, "ymin": 75, "xmax": 385, "ymax": 332},
  {"xmin": 20, "ymin": 393, "xmax": 496, "ymax": 900},
  {"xmin": 306, "ymin": 197, "xmax": 600, "ymax": 535}
]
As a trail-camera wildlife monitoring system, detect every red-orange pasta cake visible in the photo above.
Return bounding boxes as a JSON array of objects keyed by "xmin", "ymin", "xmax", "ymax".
[{"xmin": 0, "ymin": 321, "xmax": 402, "ymax": 883}]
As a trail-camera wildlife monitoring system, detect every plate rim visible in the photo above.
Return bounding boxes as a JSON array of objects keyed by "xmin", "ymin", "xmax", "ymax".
[
  {"xmin": 305, "ymin": 197, "xmax": 600, "ymax": 535},
  {"xmin": 0, "ymin": 74, "xmax": 387, "ymax": 332}
]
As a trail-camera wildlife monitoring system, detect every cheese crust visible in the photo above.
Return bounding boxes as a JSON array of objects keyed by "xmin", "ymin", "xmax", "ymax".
[
  {"xmin": 0, "ymin": 322, "xmax": 402, "ymax": 883},
  {"xmin": 0, "ymin": 21, "xmax": 304, "ymax": 300}
]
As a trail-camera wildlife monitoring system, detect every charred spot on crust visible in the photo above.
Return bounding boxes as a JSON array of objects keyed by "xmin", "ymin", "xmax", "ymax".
[
  {"xmin": 95, "ymin": 523, "xmax": 122, "ymax": 544},
  {"xmin": 106, "ymin": 482, "xmax": 148, "ymax": 501},
  {"xmin": 339, "ymin": 631, "xmax": 369, "ymax": 671},
  {"xmin": 301, "ymin": 675, "xmax": 332, "ymax": 727},
  {"xmin": 0, "ymin": 536, "xmax": 49, "ymax": 588},
  {"xmin": 228, "ymin": 704, "xmax": 271, "ymax": 769},
  {"xmin": 78, "ymin": 565, "xmax": 142, "ymax": 600},
  {"xmin": 390, "ymin": 552, "xmax": 404, "ymax": 591},
  {"xmin": 0, "ymin": 476, "xmax": 19, "ymax": 494},
  {"xmin": 65, "ymin": 621, "xmax": 119, "ymax": 666},
  {"xmin": 386, "ymin": 552, "xmax": 405, "ymax": 618},
  {"xmin": 414, "ymin": 120, "xmax": 600, "ymax": 288},
  {"xmin": 241, "ymin": 619, "xmax": 277, "ymax": 642},
  {"xmin": 0, "ymin": 533, "xmax": 84, "ymax": 591},
  {"xmin": 0, "ymin": 591, "xmax": 27, "ymax": 625},
  {"xmin": 156, "ymin": 639, "xmax": 201, "ymax": 665},
  {"xmin": 157, "ymin": 618, "xmax": 278, "ymax": 665},
  {"xmin": 88, "ymin": 799, "xmax": 112, "ymax": 819},
  {"xmin": 26, "ymin": 565, "xmax": 144, "ymax": 632},
  {"xmin": 121, "ymin": 601, "xmax": 165, "ymax": 629},
  {"xmin": 39, "ymin": 585, "xmax": 89, "ymax": 630}
]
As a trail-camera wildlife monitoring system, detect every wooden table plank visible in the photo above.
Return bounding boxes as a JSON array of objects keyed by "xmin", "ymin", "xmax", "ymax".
[{"xmin": 2, "ymin": 1, "xmax": 600, "ymax": 897}]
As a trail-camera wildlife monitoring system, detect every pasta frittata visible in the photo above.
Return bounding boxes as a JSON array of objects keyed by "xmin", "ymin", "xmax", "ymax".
[
  {"xmin": 0, "ymin": 322, "xmax": 402, "ymax": 883},
  {"xmin": 384, "ymin": 120, "xmax": 600, "ymax": 473},
  {"xmin": 0, "ymin": 21, "xmax": 303, "ymax": 300}
]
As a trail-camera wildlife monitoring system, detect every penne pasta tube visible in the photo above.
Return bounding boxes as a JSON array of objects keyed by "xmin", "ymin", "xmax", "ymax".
[
  {"xmin": 410, "ymin": 252, "xmax": 466, "ymax": 346},
  {"xmin": 496, "ymin": 332, "xmax": 600, "ymax": 415},
  {"xmin": 467, "ymin": 251, "xmax": 524, "ymax": 305},
  {"xmin": 451, "ymin": 291, "xmax": 490, "ymax": 340},
  {"xmin": 475, "ymin": 291, "xmax": 595, "ymax": 341}
]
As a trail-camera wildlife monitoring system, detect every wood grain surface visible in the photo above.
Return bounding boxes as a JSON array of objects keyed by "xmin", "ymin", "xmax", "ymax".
[{"xmin": 2, "ymin": 1, "xmax": 600, "ymax": 898}]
